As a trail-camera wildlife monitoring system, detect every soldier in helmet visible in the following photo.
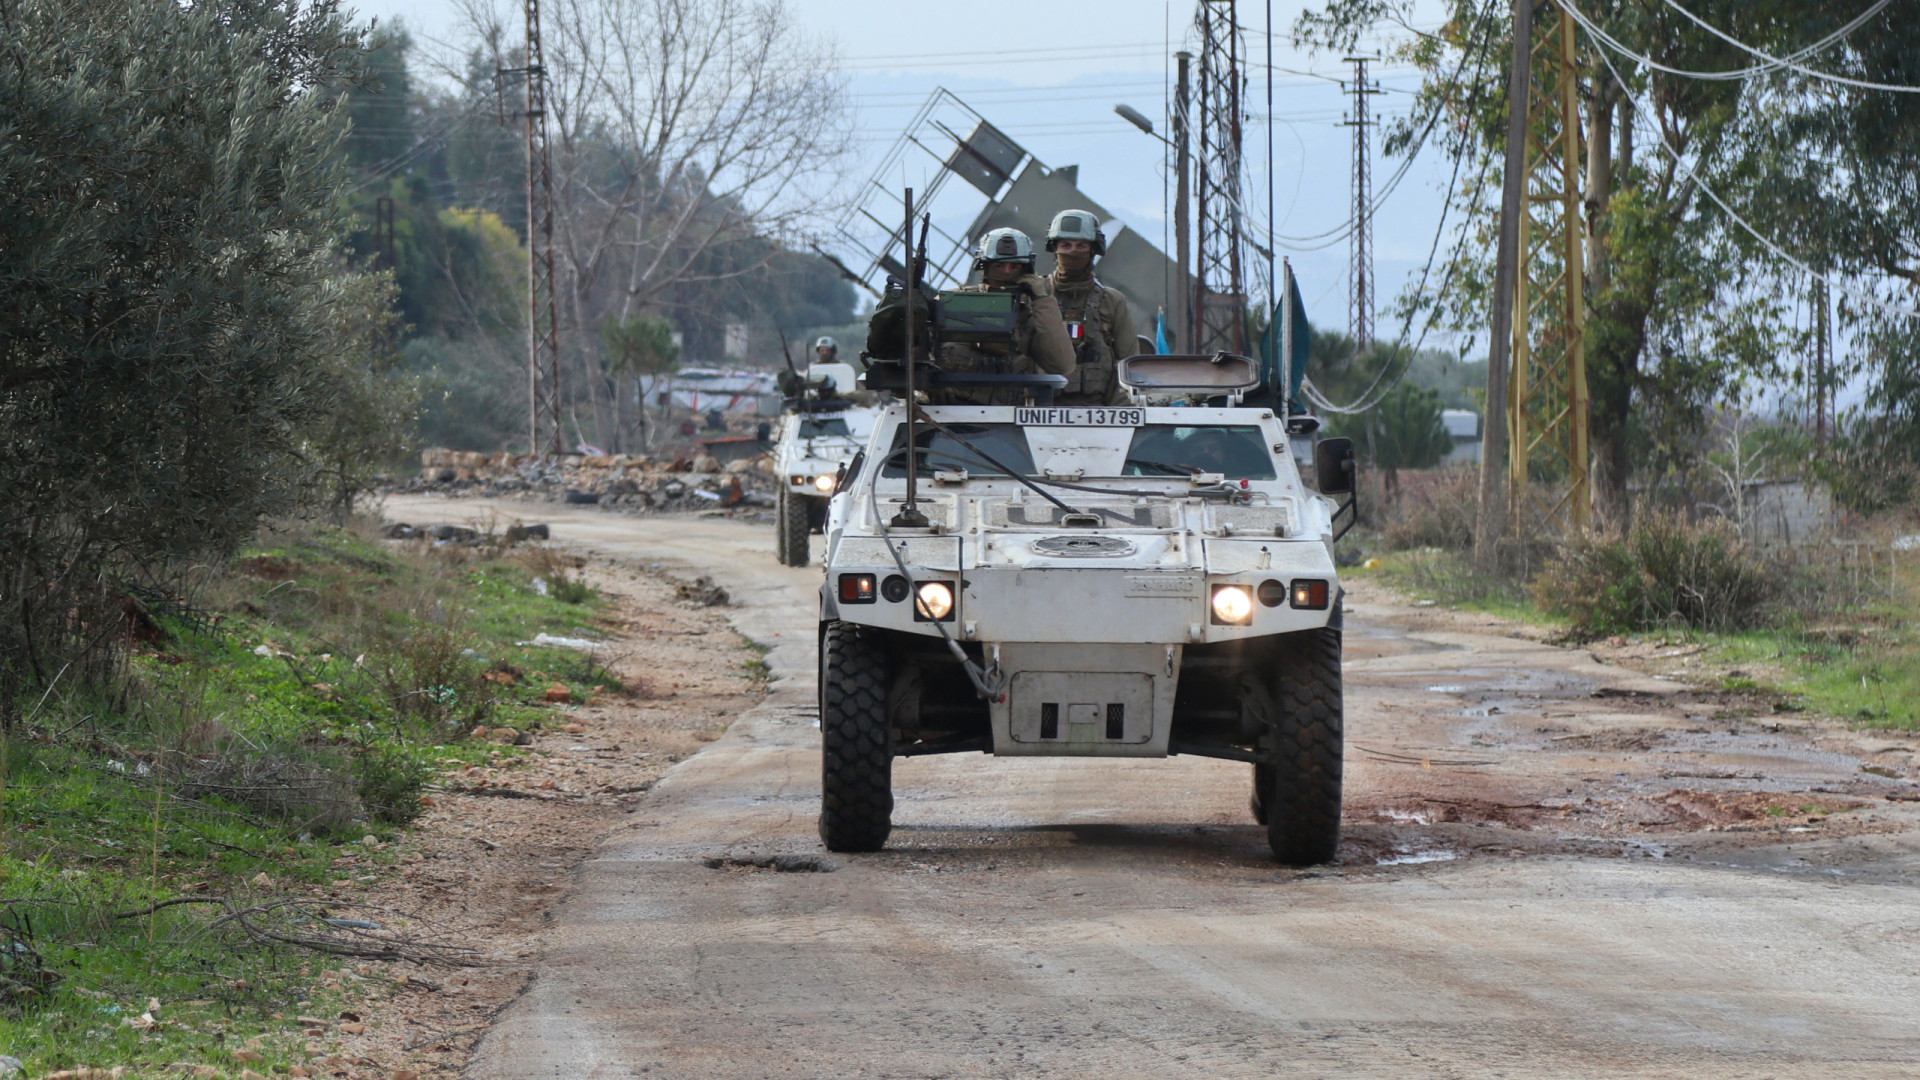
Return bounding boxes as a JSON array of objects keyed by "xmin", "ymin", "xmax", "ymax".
[
  {"xmin": 930, "ymin": 227, "xmax": 1075, "ymax": 406},
  {"xmin": 1045, "ymin": 208, "xmax": 1138, "ymax": 406},
  {"xmin": 814, "ymin": 336, "xmax": 838, "ymax": 364}
]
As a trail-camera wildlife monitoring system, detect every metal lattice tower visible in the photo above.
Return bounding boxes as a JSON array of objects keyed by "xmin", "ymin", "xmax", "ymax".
[
  {"xmin": 1193, "ymin": 0, "xmax": 1248, "ymax": 356},
  {"xmin": 522, "ymin": 0, "xmax": 562, "ymax": 458},
  {"xmin": 1342, "ymin": 57, "xmax": 1382, "ymax": 352},
  {"xmin": 1507, "ymin": 0, "xmax": 1589, "ymax": 534}
]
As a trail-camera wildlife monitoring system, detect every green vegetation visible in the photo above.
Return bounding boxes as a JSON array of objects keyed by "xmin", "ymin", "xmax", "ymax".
[
  {"xmin": 1355, "ymin": 540, "xmax": 1920, "ymax": 732},
  {"xmin": 0, "ymin": 525, "xmax": 612, "ymax": 1073},
  {"xmin": 1528, "ymin": 512, "xmax": 1774, "ymax": 637}
]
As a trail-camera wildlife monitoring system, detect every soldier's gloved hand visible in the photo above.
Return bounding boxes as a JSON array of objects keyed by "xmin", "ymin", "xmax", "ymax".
[{"xmin": 1015, "ymin": 272, "xmax": 1048, "ymax": 297}]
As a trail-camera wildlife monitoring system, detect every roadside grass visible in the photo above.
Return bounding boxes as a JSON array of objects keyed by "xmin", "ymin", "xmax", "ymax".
[
  {"xmin": 0, "ymin": 523, "xmax": 617, "ymax": 1074},
  {"xmin": 1353, "ymin": 546, "xmax": 1920, "ymax": 732},
  {"xmin": 1347, "ymin": 548, "xmax": 1561, "ymax": 627},
  {"xmin": 1685, "ymin": 624, "xmax": 1920, "ymax": 729}
]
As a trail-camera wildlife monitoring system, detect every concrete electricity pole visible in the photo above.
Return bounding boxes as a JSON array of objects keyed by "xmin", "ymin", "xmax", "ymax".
[
  {"xmin": 1476, "ymin": 0, "xmax": 1530, "ymax": 572},
  {"xmin": 1175, "ymin": 51, "xmax": 1193, "ymax": 352}
]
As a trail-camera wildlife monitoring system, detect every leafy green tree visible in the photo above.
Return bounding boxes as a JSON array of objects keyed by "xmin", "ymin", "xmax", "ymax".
[
  {"xmin": 601, "ymin": 315, "xmax": 683, "ymax": 450},
  {"xmin": 342, "ymin": 24, "xmax": 414, "ymax": 170},
  {"xmin": 1330, "ymin": 384, "xmax": 1451, "ymax": 499},
  {"xmin": 301, "ymin": 270, "xmax": 422, "ymax": 522},
  {"xmin": 1294, "ymin": 0, "xmax": 1910, "ymax": 530},
  {"xmin": 0, "ymin": 0, "xmax": 367, "ymax": 692}
]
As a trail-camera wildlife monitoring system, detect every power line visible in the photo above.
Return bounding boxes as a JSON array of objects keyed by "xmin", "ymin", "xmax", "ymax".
[
  {"xmin": 1300, "ymin": 0, "xmax": 1501, "ymax": 415},
  {"xmin": 840, "ymin": 40, "xmax": 1179, "ymax": 62},
  {"xmin": 1560, "ymin": 0, "xmax": 1903, "ymax": 87},
  {"xmin": 1586, "ymin": 33, "xmax": 1920, "ymax": 318},
  {"xmin": 1656, "ymin": 0, "xmax": 1916, "ymax": 92}
]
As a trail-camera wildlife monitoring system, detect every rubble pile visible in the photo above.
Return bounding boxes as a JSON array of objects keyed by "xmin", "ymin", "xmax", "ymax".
[{"xmin": 401, "ymin": 447, "xmax": 780, "ymax": 512}]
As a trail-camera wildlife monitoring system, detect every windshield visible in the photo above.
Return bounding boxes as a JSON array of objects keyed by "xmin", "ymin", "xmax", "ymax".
[
  {"xmin": 798, "ymin": 417, "xmax": 852, "ymax": 438},
  {"xmin": 880, "ymin": 423, "xmax": 1035, "ymax": 477},
  {"xmin": 1122, "ymin": 425, "xmax": 1276, "ymax": 480}
]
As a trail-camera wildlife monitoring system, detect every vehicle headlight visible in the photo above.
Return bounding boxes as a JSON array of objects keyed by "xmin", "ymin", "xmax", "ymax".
[
  {"xmin": 814, "ymin": 473, "xmax": 836, "ymax": 493},
  {"xmin": 914, "ymin": 581, "xmax": 954, "ymax": 621},
  {"xmin": 1210, "ymin": 584, "xmax": 1253, "ymax": 625}
]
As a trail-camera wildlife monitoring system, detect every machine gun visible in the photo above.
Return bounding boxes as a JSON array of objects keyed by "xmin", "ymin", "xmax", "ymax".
[
  {"xmin": 859, "ymin": 208, "xmax": 1067, "ymax": 406},
  {"xmin": 776, "ymin": 326, "xmax": 856, "ymax": 413}
]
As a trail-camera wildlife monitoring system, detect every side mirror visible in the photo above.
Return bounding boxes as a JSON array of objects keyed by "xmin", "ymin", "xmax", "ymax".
[{"xmin": 1314, "ymin": 437, "xmax": 1356, "ymax": 494}]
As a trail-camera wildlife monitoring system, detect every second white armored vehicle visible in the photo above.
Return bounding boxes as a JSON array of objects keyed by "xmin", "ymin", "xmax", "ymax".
[
  {"xmin": 771, "ymin": 362, "xmax": 880, "ymax": 567},
  {"xmin": 817, "ymin": 353, "xmax": 1356, "ymax": 864}
]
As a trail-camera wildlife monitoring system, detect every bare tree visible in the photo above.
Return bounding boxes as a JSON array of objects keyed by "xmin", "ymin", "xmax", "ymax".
[{"xmin": 453, "ymin": 0, "xmax": 851, "ymax": 448}]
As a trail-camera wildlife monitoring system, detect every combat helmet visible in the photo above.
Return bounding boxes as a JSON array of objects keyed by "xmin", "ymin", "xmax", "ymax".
[
  {"xmin": 814, "ymin": 336, "xmax": 837, "ymax": 353},
  {"xmin": 1045, "ymin": 208, "xmax": 1106, "ymax": 256},
  {"xmin": 972, "ymin": 227, "xmax": 1036, "ymax": 272}
]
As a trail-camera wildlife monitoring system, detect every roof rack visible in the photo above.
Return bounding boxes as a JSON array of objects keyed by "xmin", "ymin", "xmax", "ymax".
[{"xmin": 1119, "ymin": 353, "xmax": 1259, "ymax": 404}]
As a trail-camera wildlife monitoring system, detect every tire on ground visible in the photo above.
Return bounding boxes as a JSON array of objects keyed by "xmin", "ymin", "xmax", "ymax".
[
  {"xmin": 777, "ymin": 486, "xmax": 811, "ymax": 566},
  {"xmin": 818, "ymin": 621, "xmax": 893, "ymax": 852},
  {"xmin": 1258, "ymin": 627, "xmax": 1343, "ymax": 865}
]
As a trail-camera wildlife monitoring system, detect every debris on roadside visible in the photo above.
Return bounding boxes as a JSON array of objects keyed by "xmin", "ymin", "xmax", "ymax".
[
  {"xmin": 674, "ymin": 576, "xmax": 729, "ymax": 607},
  {"xmin": 392, "ymin": 445, "xmax": 781, "ymax": 518}
]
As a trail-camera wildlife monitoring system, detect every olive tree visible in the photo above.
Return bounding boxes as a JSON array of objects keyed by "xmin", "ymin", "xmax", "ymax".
[{"xmin": 0, "ymin": 0, "xmax": 369, "ymax": 697}]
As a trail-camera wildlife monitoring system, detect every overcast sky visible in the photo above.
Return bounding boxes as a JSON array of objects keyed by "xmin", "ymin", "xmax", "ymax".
[{"xmin": 353, "ymin": 0, "xmax": 1464, "ymax": 355}]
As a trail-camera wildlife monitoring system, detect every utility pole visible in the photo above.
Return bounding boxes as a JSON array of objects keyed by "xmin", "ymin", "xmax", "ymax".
[
  {"xmin": 1475, "ymin": 0, "xmax": 1530, "ymax": 573},
  {"xmin": 1811, "ymin": 276, "xmax": 1830, "ymax": 448},
  {"xmin": 501, "ymin": 0, "xmax": 563, "ymax": 458},
  {"xmin": 1194, "ymin": 0, "xmax": 1248, "ymax": 356},
  {"xmin": 1174, "ymin": 51, "xmax": 1193, "ymax": 352},
  {"xmin": 1342, "ymin": 56, "xmax": 1382, "ymax": 353},
  {"xmin": 1506, "ymin": 0, "xmax": 1589, "ymax": 536}
]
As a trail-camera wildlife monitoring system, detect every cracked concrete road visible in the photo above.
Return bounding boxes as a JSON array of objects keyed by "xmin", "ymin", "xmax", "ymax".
[{"xmin": 382, "ymin": 496, "xmax": 1920, "ymax": 1079}]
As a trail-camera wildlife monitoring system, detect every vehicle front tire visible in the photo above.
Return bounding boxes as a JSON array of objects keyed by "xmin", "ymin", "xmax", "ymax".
[
  {"xmin": 818, "ymin": 621, "xmax": 893, "ymax": 852},
  {"xmin": 777, "ymin": 486, "xmax": 810, "ymax": 567},
  {"xmin": 1259, "ymin": 627, "xmax": 1343, "ymax": 865}
]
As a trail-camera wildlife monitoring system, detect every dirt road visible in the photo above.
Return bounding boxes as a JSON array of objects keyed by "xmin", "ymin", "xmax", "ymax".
[{"xmin": 384, "ymin": 495, "xmax": 1920, "ymax": 1079}]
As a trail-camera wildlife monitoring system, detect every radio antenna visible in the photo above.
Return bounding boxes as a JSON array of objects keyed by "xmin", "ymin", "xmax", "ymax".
[{"xmin": 892, "ymin": 188, "xmax": 929, "ymax": 528}]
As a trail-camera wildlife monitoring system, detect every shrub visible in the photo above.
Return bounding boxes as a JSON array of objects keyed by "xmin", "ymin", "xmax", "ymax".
[
  {"xmin": 171, "ymin": 745, "xmax": 363, "ymax": 835},
  {"xmin": 1532, "ymin": 510, "xmax": 1774, "ymax": 638},
  {"xmin": 352, "ymin": 744, "xmax": 433, "ymax": 825},
  {"xmin": 0, "ymin": 0, "xmax": 368, "ymax": 699},
  {"xmin": 364, "ymin": 614, "xmax": 492, "ymax": 734},
  {"xmin": 519, "ymin": 546, "xmax": 596, "ymax": 604},
  {"xmin": 1382, "ymin": 467, "xmax": 1478, "ymax": 551}
]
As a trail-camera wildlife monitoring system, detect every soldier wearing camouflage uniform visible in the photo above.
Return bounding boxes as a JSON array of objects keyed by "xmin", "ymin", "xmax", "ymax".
[
  {"xmin": 1046, "ymin": 208, "xmax": 1137, "ymax": 406},
  {"xmin": 930, "ymin": 228, "xmax": 1075, "ymax": 406}
]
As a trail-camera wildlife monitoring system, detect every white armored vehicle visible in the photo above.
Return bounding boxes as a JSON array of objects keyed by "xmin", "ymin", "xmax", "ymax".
[
  {"xmin": 816, "ymin": 352, "xmax": 1357, "ymax": 864},
  {"xmin": 771, "ymin": 361, "xmax": 880, "ymax": 567}
]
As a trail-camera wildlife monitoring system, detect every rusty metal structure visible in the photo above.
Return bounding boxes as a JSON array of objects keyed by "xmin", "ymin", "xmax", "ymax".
[
  {"xmin": 1192, "ymin": 0, "xmax": 1249, "ymax": 356},
  {"xmin": 498, "ymin": 0, "xmax": 563, "ymax": 457},
  {"xmin": 1342, "ymin": 56, "xmax": 1382, "ymax": 353},
  {"xmin": 1507, "ymin": 0, "xmax": 1590, "ymax": 534}
]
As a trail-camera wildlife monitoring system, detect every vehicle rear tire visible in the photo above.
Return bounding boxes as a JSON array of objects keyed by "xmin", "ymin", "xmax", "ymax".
[
  {"xmin": 818, "ymin": 621, "xmax": 893, "ymax": 852},
  {"xmin": 777, "ymin": 486, "xmax": 810, "ymax": 567},
  {"xmin": 1259, "ymin": 627, "xmax": 1343, "ymax": 865}
]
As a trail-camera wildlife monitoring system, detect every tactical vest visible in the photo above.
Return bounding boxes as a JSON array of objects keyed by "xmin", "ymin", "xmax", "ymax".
[
  {"xmin": 932, "ymin": 286, "xmax": 1040, "ymax": 406},
  {"xmin": 1055, "ymin": 277, "xmax": 1118, "ymax": 405}
]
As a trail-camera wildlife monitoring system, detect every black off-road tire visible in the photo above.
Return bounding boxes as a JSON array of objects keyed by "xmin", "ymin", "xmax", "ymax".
[
  {"xmin": 818, "ymin": 621, "xmax": 893, "ymax": 852},
  {"xmin": 777, "ymin": 486, "xmax": 810, "ymax": 567},
  {"xmin": 1260, "ymin": 627, "xmax": 1344, "ymax": 865}
]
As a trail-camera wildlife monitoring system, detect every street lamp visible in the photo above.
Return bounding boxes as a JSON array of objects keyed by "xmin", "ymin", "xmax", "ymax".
[
  {"xmin": 1116, "ymin": 90, "xmax": 1192, "ymax": 352},
  {"xmin": 1113, "ymin": 103, "xmax": 1170, "ymax": 145}
]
